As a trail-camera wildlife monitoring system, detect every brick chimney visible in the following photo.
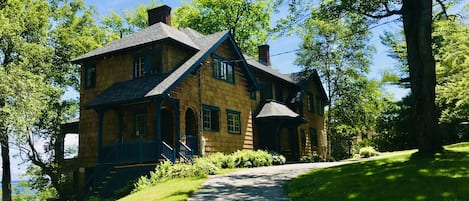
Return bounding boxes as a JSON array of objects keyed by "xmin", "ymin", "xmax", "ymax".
[
  {"xmin": 258, "ymin": 45, "xmax": 270, "ymax": 66},
  {"xmin": 147, "ymin": 5, "xmax": 171, "ymax": 26}
]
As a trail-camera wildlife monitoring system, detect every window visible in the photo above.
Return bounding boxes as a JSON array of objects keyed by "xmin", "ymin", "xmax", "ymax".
[
  {"xmin": 84, "ymin": 65, "xmax": 96, "ymax": 89},
  {"xmin": 275, "ymin": 84, "xmax": 284, "ymax": 102},
  {"xmin": 134, "ymin": 56, "xmax": 145, "ymax": 77},
  {"xmin": 134, "ymin": 112, "xmax": 147, "ymax": 136},
  {"xmin": 301, "ymin": 129, "xmax": 306, "ymax": 152},
  {"xmin": 250, "ymin": 90, "xmax": 256, "ymax": 100},
  {"xmin": 213, "ymin": 56, "xmax": 234, "ymax": 83},
  {"xmin": 203, "ymin": 105, "xmax": 219, "ymax": 131},
  {"xmin": 260, "ymin": 80, "xmax": 272, "ymax": 100},
  {"xmin": 227, "ymin": 110, "xmax": 241, "ymax": 134},
  {"xmin": 310, "ymin": 128, "xmax": 318, "ymax": 149},
  {"xmin": 307, "ymin": 93, "xmax": 314, "ymax": 112},
  {"xmin": 317, "ymin": 98, "xmax": 324, "ymax": 115},
  {"xmin": 133, "ymin": 49, "xmax": 162, "ymax": 78}
]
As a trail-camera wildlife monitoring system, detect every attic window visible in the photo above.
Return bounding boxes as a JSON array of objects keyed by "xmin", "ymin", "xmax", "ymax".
[
  {"xmin": 134, "ymin": 56, "xmax": 145, "ymax": 77},
  {"xmin": 84, "ymin": 64, "xmax": 96, "ymax": 89},
  {"xmin": 213, "ymin": 56, "xmax": 234, "ymax": 83},
  {"xmin": 133, "ymin": 49, "xmax": 162, "ymax": 78}
]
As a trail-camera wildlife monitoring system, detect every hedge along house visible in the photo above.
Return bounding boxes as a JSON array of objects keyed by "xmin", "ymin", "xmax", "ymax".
[{"xmin": 72, "ymin": 5, "xmax": 328, "ymax": 199}]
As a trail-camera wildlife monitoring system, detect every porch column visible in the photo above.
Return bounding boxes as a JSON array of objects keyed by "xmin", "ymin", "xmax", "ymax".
[
  {"xmin": 96, "ymin": 109, "xmax": 104, "ymax": 162},
  {"xmin": 154, "ymin": 98, "xmax": 163, "ymax": 158},
  {"xmin": 174, "ymin": 100, "xmax": 180, "ymax": 157}
]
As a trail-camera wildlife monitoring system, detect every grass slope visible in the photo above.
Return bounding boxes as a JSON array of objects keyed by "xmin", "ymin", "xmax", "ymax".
[
  {"xmin": 118, "ymin": 168, "xmax": 242, "ymax": 201},
  {"xmin": 118, "ymin": 178, "xmax": 206, "ymax": 201},
  {"xmin": 286, "ymin": 142, "xmax": 469, "ymax": 201}
]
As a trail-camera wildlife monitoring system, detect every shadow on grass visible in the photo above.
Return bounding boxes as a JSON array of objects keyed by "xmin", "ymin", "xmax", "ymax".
[{"xmin": 286, "ymin": 147, "xmax": 469, "ymax": 201}]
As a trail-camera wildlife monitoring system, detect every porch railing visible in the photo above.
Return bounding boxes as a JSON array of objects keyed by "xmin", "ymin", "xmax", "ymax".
[
  {"xmin": 178, "ymin": 140, "xmax": 193, "ymax": 162},
  {"xmin": 161, "ymin": 141, "xmax": 176, "ymax": 163}
]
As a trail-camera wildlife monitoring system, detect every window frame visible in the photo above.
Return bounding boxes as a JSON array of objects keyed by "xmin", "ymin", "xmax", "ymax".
[
  {"xmin": 83, "ymin": 64, "xmax": 96, "ymax": 89},
  {"xmin": 134, "ymin": 111, "xmax": 147, "ymax": 137},
  {"xmin": 133, "ymin": 49, "xmax": 162, "ymax": 78},
  {"xmin": 317, "ymin": 97, "xmax": 324, "ymax": 115},
  {"xmin": 310, "ymin": 128, "xmax": 318, "ymax": 149},
  {"xmin": 134, "ymin": 56, "xmax": 145, "ymax": 78},
  {"xmin": 202, "ymin": 104, "xmax": 220, "ymax": 132},
  {"xmin": 307, "ymin": 93, "xmax": 314, "ymax": 113},
  {"xmin": 212, "ymin": 55, "xmax": 235, "ymax": 84},
  {"xmin": 226, "ymin": 109, "xmax": 241, "ymax": 134}
]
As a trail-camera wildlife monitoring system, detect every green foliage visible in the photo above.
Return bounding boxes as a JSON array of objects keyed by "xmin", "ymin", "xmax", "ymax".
[
  {"xmin": 299, "ymin": 154, "xmax": 324, "ymax": 163},
  {"xmin": 270, "ymin": 152, "xmax": 286, "ymax": 165},
  {"xmin": 133, "ymin": 150, "xmax": 276, "ymax": 193},
  {"xmin": 102, "ymin": 1, "xmax": 160, "ymax": 37},
  {"xmin": 173, "ymin": 0, "xmax": 276, "ymax": 56},
  {"xmin": 293, "ymin": 6, "xmax": 389, "ymax": 159},
  {"xmin": 134, "ymin": 159, "xmax": 218, "ymax": 192},
  {"xmin": 286, "ymin": 142, "xmax": 469, "ymax": 201},
  {"xmin": 358, "ymin": 147, "xmax": 379, "ymax": 158},
  {"xmin": 374, "ymin": 96, "xmax": 418, "ymax": 152},
  {"xmin": 202, "ymin": 152, "xmax": 235, "ymax": 169},
  {"xmin": 434, "ymin": 17, "xmax": 469, "ymax": 127},
  {"xmin": 231, "ymin": 150, "xmax": 273, "ymax": 168},
  {"xmin": 1, "ymin": 0, "xmax": 112, "ymax": 199}
]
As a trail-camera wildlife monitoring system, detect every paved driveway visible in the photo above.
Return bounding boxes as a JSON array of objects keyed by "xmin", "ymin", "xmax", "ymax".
[{"xmin": 188, "ymin": 162, "xmax": 352, "ymax": 201}]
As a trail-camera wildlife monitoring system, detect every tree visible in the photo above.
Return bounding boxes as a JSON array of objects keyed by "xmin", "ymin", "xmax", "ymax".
[
  {"xmin": 1, "ymin": 0, "xmax": 109, "ymax": 200},
  {"xmin": 299, "ymin": 0, "xmax": 447, "ymax": 154},
  {"xmin": 377, "ymin": 3, "xmax": 469, "ymax": 147},
  {"xmin": 434, "ymin": 16, "xmax": 469, "ymax": 128},
  {"xmin": 102, "ymin": 1, "xmax": 159, "ymax": 38},
  {"xmin": 0, "ymin": 1, "xmax": 53, "ymax": 199},
  {"xmin": 173, "ymin": 0, "xmax": 276, "ymax": 56},
  {"xmin": 295, "ymin": 10, "xmax": 387, "ymax": 159}
]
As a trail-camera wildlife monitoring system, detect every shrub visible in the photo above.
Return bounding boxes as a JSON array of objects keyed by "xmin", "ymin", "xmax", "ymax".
[
  {"xmin": 231, "ymin": 150, "xmax": 272, "ymax": 168},
  {"xmin": 203, "ymin": 152, "xmax": 235, "ymax": 169},
  {"xmin": 193, "ymin": 157, "xmax": 219, "ymax": 175},
  {"xmin": 270, "ymin": 152, "xmax": 286, "ymax": 165},
  {"xmin": 359, "ymin": 147, "xmax": 380, "ymax": 158},
  {"xmin": 299, "ymin": 154, "xmax": 324, "ymax": 163}
]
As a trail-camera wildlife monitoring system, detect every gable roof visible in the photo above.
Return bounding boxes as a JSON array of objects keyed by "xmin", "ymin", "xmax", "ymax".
[
  {"xmin": 72, "ymin": 22, "xmax": 199, "ymax": 63},
  {"xmin": 285, "ymin": 70, "xmax": 329, "ymax": 103},
  {"xmin": 245, "ymin": 55, "xmax": 296, "ymax": 84},
  {"xmin": 245, "ymin": 56, "xmax": 329, "ymax": 103},
  {"xmin": 82, "ymin": 26, "xmax": 259, "ymax": 109}
]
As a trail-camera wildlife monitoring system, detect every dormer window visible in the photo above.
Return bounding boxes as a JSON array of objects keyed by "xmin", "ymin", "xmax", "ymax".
[
  {"xmin": 84, "ymin": 64, "xmax": 96, "ymax": 89},
  {"xmin": 134, "ymin": 56, "xmax": 145, "ymax": 78},
  {"xmin": 213, "ymin": 55, "xmax": 234, "ymax": 83},
  {"xmin": 133, "ymin": 49, "xmax": 162, "ymax": 78}
]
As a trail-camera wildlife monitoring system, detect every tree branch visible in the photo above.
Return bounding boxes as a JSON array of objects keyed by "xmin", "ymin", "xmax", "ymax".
[
  {"xmin": 435, "ymin": 0, "xmax": 449, "ymax": 19},
  {"xmin": 364, "ymin": 9, "xmax": 402, "ymax": 19}
]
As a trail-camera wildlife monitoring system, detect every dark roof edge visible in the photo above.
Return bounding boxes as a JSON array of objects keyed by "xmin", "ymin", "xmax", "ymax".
[{"xmin": 71, "ymin": 37, "xmax": 199, "ymax": 64}]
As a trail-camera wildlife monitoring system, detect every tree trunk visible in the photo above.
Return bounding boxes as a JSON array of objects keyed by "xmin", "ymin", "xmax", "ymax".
[
  {"xmin": 1, "ymin": 134, "xmax": 12, "ymax": 201},
  {"xmin": 402, "ymin": 0, "xmax": 442, "ymax": 154}
]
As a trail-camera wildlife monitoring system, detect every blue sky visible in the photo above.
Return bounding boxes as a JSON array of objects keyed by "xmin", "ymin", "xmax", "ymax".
[
  {"xmin": 6, "ymin": 0, "xmax": 410, "ymax": 181},
  {"xmin": 77, "ymin": 0, "xmax": 409, "ymax": 99}
]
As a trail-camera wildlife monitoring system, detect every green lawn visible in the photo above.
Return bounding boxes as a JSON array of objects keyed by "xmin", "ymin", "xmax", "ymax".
[
  {"xmin": 118, "ymin": 168, "xmax": 243, "ymax": 201},
  {"xmin": 286, "ymin": 142, "xmax": 469, "ymax": 201},
  {"xmin": 118, "ymin": 178, "xmax": 206, "ymax": 201}
]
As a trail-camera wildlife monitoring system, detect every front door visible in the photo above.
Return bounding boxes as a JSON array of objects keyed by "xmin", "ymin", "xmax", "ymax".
[{"xmin": 185, "ymin": 108, "xmax": 199, "ymax": 155}]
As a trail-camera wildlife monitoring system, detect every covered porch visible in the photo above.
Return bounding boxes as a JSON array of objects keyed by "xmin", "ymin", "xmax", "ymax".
[
  {"xmin": 256, "ymin": 100, "xmax": 305, "ymax": 161},
  {"xmin": 86, "ymin": 76, "xmax": 194, "ymax": 165}
]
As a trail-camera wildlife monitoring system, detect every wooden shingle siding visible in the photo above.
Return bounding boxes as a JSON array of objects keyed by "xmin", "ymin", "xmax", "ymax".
[
  {"xmin": 172, "ymin": 41, "xmax": 254, "ymax": 154},
  {"xmin": 298, "ymin": 82, "xmax": 326, "ymax": 158}
]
